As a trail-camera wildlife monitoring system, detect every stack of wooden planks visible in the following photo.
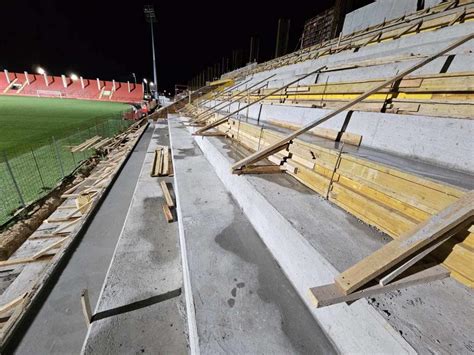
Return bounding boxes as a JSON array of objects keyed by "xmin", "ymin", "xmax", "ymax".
[
  {"xmin": 215, "ymin": 71, "xmax": 474, "ymax": 120},
  {"xmin": 151, "ymin": 145, "xmax": 172, "ymax": 177},
  {"xmin": 210, "ymin": 116, "xmax": 474, "ymax": 288}
]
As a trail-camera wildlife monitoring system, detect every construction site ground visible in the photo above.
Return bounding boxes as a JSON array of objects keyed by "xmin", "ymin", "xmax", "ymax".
[{"xmin": 9, "ymin": 118, "xmax": 474, "ymax": 354}]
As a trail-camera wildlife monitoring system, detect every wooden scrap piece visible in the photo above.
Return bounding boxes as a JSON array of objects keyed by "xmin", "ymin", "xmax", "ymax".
[
  {"xmin": 151, "ymin": 148, "xmax": 162, "ymax": 177},
  {"xmin": 310, "ymin": 264, "xmax": 449, "ymax": 308},
  {"xmin": 0, "ymin": 293, "xmax": 28, "ymax": 314},
  {"xmin": 335, "ymin": 191, "xmax": 474, "ymax": 295},
  {"xmin": 81, "ymin": 289, "xmax": 92, "ymax": 325},
  {"xmin": 162, "ymin": 204, "xmax": 174, "ymax": 223},
  {"xmin": 160, "ymin": 181, "xmax": 174, "ymax": 207},
  {"xmin": 234, "ymin": 165, "xmax": 285, "ymax": 175},
  {"xmin": 53, "ymin": 218, "xmax": 81, "ymax": 235},
  {"xmin": 76, "ymin": 194, "xmax": 94, "ymax": 215},
  {"xmin": 0, "ymin": 237, "xmax": 68, "ymax": 267},
  {"xmin": 378, "ymin": 233, "xmax": 454, "ymax": 286},
  {"xmin": 32, "ymin": 237, "xmax": 68, "ymax": 259},
  {"xmin": 162, "ymin": 147, "xmax": 169, "ymax": 176}
]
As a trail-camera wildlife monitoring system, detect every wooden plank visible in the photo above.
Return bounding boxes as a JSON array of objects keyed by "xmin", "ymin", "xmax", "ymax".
[
  {"xmin": 310, "ymin": 264, "xmax": 449, "ymax": 308},
  {"xmin": 31, "ymin": 237, "xmax": 68, "ymax": 260},
  {"xmin": 0, "ymin": 293, "xmax": 27, "ymax": 314},
  {"xmin": 80, "ymin": 289, "xmax": 92, "ymax": 325},
  {"xmin": 160, "ymin": 181, "xmax": 174, "ymax": 207},
  {"xmin": 152, "ymin": 149, "xmax": 162, "ymax": 177},
  {"xmin": 335, "ymin": 190, "xmax": 474, "ymax": 294},
  {"xmin": 53, "ymin": 218, "xmax": 81, "ymax": 235},
  {"xmin": 231, "ymin": 34, "xmax": 474, "ymax": 171},
  {"xmin": 162, "ymin": 204, "xmax": 174, "ymax": 223},
  {"xmin": 234, "ymin": 165, "xmax": 285, "ymax": 175},
  {"xmin": 162, "ymin": 147, "xmax": 169, "ymax": 175},
  {"xmin": 194, "ymin": 66, "xmax": 326, "ymax": 134},
  {"xmin": 379, "ymin": 233, "xmax": 454, "ymax": 286}
]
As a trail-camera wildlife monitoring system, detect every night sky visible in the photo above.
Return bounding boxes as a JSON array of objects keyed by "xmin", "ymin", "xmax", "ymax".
[{"xmin": 0, "ymin": 0, "xmax": 334, "ymax": 92}]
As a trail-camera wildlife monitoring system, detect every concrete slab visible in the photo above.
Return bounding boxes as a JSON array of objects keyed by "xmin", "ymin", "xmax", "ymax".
[
  {"xmin": 181, "ymin": 116, "xmax": 474, "ymax": 353},
  {"xmin": 10, "ymin": 125, "xmax": 153, "ymax": 355},
  {"xmin": 82, "ymin": 122, "xmax": 187, "ymax": 354},
  {"xmin": 169, "ymin": 117, "xmax": 336, "ymax": 354}
]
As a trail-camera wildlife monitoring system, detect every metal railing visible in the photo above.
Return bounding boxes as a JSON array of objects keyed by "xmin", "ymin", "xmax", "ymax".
[{"xmin": 0, "ymin": 118, "xmax": 132, "ymax": 225}]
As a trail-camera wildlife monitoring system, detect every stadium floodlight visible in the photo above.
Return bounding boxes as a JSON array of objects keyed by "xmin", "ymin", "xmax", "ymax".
[
  {"xmin": 143, "ymin": 78, "xmax": 148, "ymax": 84},
  {"xmin": 144, "ymin": 4, "xmax": 158, "ymax": 99},
  {"xmin": 70, "ymin": 73, "xmax": 79, "ymax": 81},
  {"xmin": 37, "ymin": 66, "xmax": 49, "ymax": 86}
]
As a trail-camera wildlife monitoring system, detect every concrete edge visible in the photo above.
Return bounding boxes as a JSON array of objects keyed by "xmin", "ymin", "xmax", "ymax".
[
  {"xmin": 176, "ymin": 117, "xmax": 416, "ymax": 354},
  {"xmin": 168, "ymin": 119, "xmax": 200, "ymax": 355},
  {"xmin": 80, "ymin": 123, "xmax": 153, "ymax": 354}
]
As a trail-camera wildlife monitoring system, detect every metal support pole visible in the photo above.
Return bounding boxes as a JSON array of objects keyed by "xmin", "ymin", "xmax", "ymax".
[
  {"xmin": 68, "ymin": 138, "xmax": 77, "ymax": 167},
  {"xmin": 31, "ymin": 149, "xmax": 46, "ymax": 188},
  {"xmin": 52, "ymin": 137, "xmax": 65, "ymax": 178},
  {"xmin": 150, "ymin": 20, "xmax": 158, "ymax": 99},
  {"xmin": 257, "ymin": 104, "xmax": 263, "ymax": 125},
  {"xmin": 3, "ymin": 151, "xmax": 25, "ymax": 206}
]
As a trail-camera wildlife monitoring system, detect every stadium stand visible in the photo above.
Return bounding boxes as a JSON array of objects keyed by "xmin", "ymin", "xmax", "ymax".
[
  {"xmin": 0, "ymin": 70, "xmax": 143, "ymax": 103},
  {"xmin": 186, "ymin": 0, "xmax": 474, "ymax": 288}
]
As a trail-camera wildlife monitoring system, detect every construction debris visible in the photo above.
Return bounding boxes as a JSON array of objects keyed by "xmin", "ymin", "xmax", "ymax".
[
  {"xmin": 0, "ymin": 119, "xmax": 148, "ymax": 349},
  {"xmin": 70, "ymin": 136, "xmax": 102, "ymax": 152},
  {"xmin": 310, "ymin": 191, "xmax": 474, "ymax": 307}
]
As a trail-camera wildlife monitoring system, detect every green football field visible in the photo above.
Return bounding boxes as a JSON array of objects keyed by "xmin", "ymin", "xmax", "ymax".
[{"xmin": 0, "ymin": 96, "xmax": 130, "ymax": 156}]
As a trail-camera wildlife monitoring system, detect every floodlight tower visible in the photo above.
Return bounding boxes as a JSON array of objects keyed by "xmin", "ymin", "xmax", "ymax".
[{"xmin": 144, "ymin": 4, "xmax": 158, "ymax": 99}]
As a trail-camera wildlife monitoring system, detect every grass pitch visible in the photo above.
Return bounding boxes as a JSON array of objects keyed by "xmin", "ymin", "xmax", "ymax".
[{"xmin": 0, "ymin": 96, "xmax": 130, "ymax": 156}]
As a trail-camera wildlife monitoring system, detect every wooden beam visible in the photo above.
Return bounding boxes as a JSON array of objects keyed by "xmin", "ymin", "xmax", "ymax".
[
  {"xmin": 160, "ymin": 181, "xmax": 174, "ymax": 207},
  {"xmin": 197, "ymin": 80, "xmax": 243, "ymax": 108},
  {"xmin": 32, "ymin": 237, "xmax": 68, "ymax": 259},
  {"xmin": 162, "ymin": 204, "xmax": 174, "ymax": 223},
  {"xmin": 378, "ymin": 232, "xmax": 453, "ymax": 286},
  {"xmin": 335, "ymin": 191, "xmax": 474, "ymax": 295},
  {"xmin": 310, "ymin": 264, "xmax": 449, "ymax": 308},
  {"xmin": 231, "ymin": 34, "xmax": 474, "ymax": 171},
  {"xmin": 233, "ymin": 165, "xmax": 284, "ymax": 175},
  {"xmin": 192, "ymin": 78, "xmax": 255, "ymax": 120},
  {"xmin": 81, "ymin": 289, "xmax": 92, "ymax": 325},
  {"xmin": 192, "ymin": 75, "xmax": 275, "ymax": 123},
  {"xmin": 0, "ymin": 293, "xmax": 28, "ymax": 314},
  {"xmin": 194, "ymin": 66, "xmax": 327, "ymax": 135}
]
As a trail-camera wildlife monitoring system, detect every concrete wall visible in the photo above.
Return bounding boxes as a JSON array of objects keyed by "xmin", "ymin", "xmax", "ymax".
[{"xmin": 342, "ymin": 0, "xmax": 418, "ymax": 35}]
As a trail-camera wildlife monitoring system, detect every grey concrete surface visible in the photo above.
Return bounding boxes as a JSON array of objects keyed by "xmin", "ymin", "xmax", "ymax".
[
  {"xmin": 240, "ymin": 116, "xmax": 474, "ymax": 190},
  {"xmin": 169, "ymin": 118, "xmax": 336, "ymax": 354},
  {"xmin": 11, "ymin": 126, "xmax": 153, "ymax": 355},
  {"xmin": 342, "ymin": 0, "xmax": 417, "ymax": 35},
  {"xmin": 82, "ymin": 122, "xmax": 187, "ymax": 354},
  {"xmin": 185, "ymin": 118, "xmax": 474, "ymax": 354}
]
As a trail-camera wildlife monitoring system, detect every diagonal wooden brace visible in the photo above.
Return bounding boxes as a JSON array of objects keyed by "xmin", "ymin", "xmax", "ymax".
[
  {"xmin": 231, "ymin": 33, "xmax": 474, "ymax": 171},
  {"xmin": 231, "ymin": 142, "xmax": 290, "ymax": 174},
  {"xmin": 193, "ymin": 66, "xmax": 327, "ymax": 136}
]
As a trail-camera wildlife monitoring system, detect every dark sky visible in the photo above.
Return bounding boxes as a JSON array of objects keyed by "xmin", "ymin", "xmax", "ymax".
[{"xmin": 0, "ymin": 0, "xmax": 334, "ymax": 92}]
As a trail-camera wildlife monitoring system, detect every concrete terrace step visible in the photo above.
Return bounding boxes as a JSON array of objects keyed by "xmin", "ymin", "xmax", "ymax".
[
  {"xmin": 169, "ymin": 117, "xmax": 335, "ymax": 354},
  {"xmin": 171, "ymin": 115, "xmax": 474, "ymax": 353},
  {"xmin": 82, "ymin": 122, "xmax": 187, "ymax": 354}
]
